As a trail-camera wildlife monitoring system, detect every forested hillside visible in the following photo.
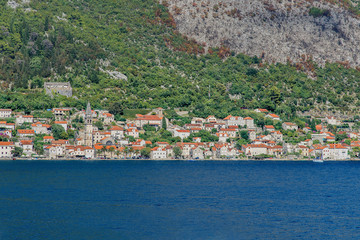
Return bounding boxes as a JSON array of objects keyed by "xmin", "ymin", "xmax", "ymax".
[{"xmin": 0, "ymin": 0, "xmax": 360, "ymax": 119}]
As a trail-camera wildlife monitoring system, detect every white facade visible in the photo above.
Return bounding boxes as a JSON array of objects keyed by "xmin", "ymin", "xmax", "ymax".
[
  {"xmin": 0, "ymin": 142, "xmax": 14, "ymax": 158},
  {"xmin": 46, "ymin": 146, "xmax": 64, "ymax": 159},
  {"xmin": 0, "ymin": 109, "xmax": 12, "ymax": 118},
  {"xmin": 224, "ymin": 115, "xmax": 244, "ymax": 127},
  {"xmin": 282, "ymin": 122, "xmax": 298, "ymax": 131},
  {"xmin": 16, "ymin": 115, "xmax": 33, "ymax": 126},
  {"xmin": 174, "ymin": 130, "xmax": 190, "ymax": 140},
  {"xmin": 243, "ymin": 144, "xmax": 268, "ymax": 156},
  {"xmin": 322, "ymin": 145, "xmax": 349, "ymax": 160},
  {"xmin": 326, "ymin": 116, "xmax": 340, "ymax": 126},
  {"xmin": 244, "ymin": 117, "xmax": 255, "ymax": 128},
  {"xmin": 151, "ymin": 147, "xmax": 167, "ymax": 159}
]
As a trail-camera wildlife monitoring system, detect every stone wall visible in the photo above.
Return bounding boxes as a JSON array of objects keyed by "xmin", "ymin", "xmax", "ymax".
[{"xmin": 44, "ymin": 82, "xmax": 72, "ymax": 98}]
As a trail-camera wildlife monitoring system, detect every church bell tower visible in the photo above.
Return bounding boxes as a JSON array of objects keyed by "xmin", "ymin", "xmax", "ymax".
[{"xmin": 84, "ymin": 102, "xmax": 93, "ymax": 147}]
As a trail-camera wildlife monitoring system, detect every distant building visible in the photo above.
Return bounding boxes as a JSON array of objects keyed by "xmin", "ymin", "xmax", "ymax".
[
  {"xmin": 84, "ymin": 102, "xmax": 93, "ymax": 147},
  {"xmin": 44, "ymin": 82, "xmax": 72, "ymax": 98},
  {"xmin": 16, "ymin": 115, "xmax": 33, "ymax": 126},
  {"xmin": 0, "ymin": 109, "xmax": 12, "ymax": 118},
  {"xmin": 282, "ymin": 122, "xmax": 298, "ymax": 131},
  {"xmin": 0, "ymin": 142, "xmax": 14, "ymax": 158}
]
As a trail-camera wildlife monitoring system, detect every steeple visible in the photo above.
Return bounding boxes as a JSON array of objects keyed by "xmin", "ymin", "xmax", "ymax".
[
  {"xmin": 86, "ymin": 101, "xmax": 91, "ymax": 115},
  {"xmin": 84, "ymin": 101, "xmax": 93, "ymax": 147}
]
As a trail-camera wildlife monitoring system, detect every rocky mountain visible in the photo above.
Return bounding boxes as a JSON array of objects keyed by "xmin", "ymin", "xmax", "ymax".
[{"xmin": 165, "ymin": 0, "xmax": 360, "ymax": 67}]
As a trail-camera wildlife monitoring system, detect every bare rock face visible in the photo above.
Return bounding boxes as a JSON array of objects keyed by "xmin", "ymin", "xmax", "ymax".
[{"xmin": 165, "ymin": 0, "xmax": 360, "ymax": 67}]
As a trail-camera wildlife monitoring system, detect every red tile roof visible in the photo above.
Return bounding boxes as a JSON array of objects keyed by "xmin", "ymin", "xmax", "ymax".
[
  {"xmin": 136, "ymin": 114, "xmax": 162, "ymax": 121},
  {"xmin": 17, "ymin": 129, "xmax": 35, "ymax": 134},
  {"xmin": 20, "ymin": 140, "xmax": 33, "ymax": 145}
]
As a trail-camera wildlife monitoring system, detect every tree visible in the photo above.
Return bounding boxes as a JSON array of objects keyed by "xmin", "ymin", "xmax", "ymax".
[
  {"xmin": 109, "ymin": 102, "xmax": 124, "ymax": 116},
  {"xmin": 52, "ymin": 124, "xmax": 66, "ymax": 140},
  {"xmin": 239, "ymin": 130, "xmax": 248, "ymax": 140},
  {"xmin": 12, "ymin": 147, "xmax": 23, "ymax": 157},
  {"xmin": 141, "ymin": 147, "xmax": 151, "ymax": 158},
  {"xmin": 108, "ymin": 146, "xmax": 115, "ymax": 158},
  {"xmin": 173, "ymin": 146, "xmax": 182, "ymax": 159},
  {"xmin": 94, "ymin": 120, "xmax": 104, "ymax": 130},
  {"xmin": 162, "ymin": 117, "xmax": 167, "ymax": 130}
]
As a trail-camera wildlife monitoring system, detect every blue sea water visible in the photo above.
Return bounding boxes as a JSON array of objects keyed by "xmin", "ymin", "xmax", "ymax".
[{"xmin": 0, "ymin": 160, "xmax": 360, "ymax": 240}]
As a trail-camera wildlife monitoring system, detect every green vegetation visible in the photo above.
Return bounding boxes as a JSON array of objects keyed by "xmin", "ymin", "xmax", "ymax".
[
  {"xmin": 309, "ymin": 7, "xmax": 330, "ymax": 18},
  {"xmin": 51, "ymin": 124, "xmax": 66, "ymax": 140},
  {"xmin": 0, "ymin": 0, "xmax": 360, "ymax": 119}
]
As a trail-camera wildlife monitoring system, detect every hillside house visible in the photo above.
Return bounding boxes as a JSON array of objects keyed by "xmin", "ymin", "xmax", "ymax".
[
  {"xmin": 20, "ymin": 140, "xmax": 34, "ymax": 156},
  {"xmin": 17, "ymin": 129, "xmax": 35, "ymax": 138},
  {"xmin": 53, "ymin": 108, "xmax": 70, "ymax": 120},
  {"xmin": 0, "ymin": 142, "xmax": 14, "ymax": 158},
  {"xmin": 110, "ymin": 126, "xmax": 124, "ymax": 139},
  {"xmin": 16, "ymin": 115, "xmax": 33, "ymax": 126},
  {"xmin": 322, "ymin": 144, "xmax": 349, "ymax": 160},
  {"xmin": 102, "ymin": 112, "xmax": 114, "ymax": 125},
  {"xmin": 282, "ymin": 122, "xmax": 298, "ymax": 131},
  {"xmin": 244, "ymin": 117, "xmax": 255, "ymax": 128},
  {"xmin": 224, "ymin": 115, "xmax": 244, "ymax": 127},
  {"xmin": 0, "ymin": 109, "xmax": 12, "ymax": 118},
  {"xmin": 134, "ymin": 114, "xmax": 162, "ymax": 128},
  {"xmin": 150, "ymin": 147, "xmax": 167, "ymax": 159},
  {"xmin": 174, "ymin": 129, "xmax": 190, "ymax": 140},
  {"xmin": 266, "ymin": 114, "xmax": 280, "ymax": 121},
  {"xmin": 32, "ymin": 122, "xmax": 51, "ymax": 134}
]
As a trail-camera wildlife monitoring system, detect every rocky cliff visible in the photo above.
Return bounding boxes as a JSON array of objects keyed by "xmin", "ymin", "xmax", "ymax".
[{"xmin": 165, "ymin": 0, "xmax": 360, "ymax": 67}]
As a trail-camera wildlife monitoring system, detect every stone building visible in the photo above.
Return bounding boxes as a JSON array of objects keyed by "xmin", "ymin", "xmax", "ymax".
[
  {"xmin": 44, "ymin": 82, "xmax": 72, "ymax": 98},
  {"xmin": 84, "ymin": 102, "xmax": 93, "ymax": 147}
]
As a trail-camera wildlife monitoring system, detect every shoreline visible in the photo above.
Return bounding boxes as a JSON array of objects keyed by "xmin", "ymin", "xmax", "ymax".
[{"xmin": 1, "ymin": 158, "xmax": 360, "ymax": 161}]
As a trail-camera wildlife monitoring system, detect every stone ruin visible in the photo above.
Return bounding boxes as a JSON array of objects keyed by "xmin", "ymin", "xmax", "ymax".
[{"xmin": 44, "ymin": 82, "xmax": 72, "ymax": 98}]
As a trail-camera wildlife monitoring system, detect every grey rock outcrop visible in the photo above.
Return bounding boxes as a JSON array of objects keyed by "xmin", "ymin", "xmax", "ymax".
[{"xmin": 165, "ymin": 0, "xmax": 360, "ymax": 67}]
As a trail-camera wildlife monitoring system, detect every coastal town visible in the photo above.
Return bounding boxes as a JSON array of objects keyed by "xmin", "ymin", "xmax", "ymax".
[{"xmin": 0, "ymin": 103, "xmax": 356, "ymax": 160}]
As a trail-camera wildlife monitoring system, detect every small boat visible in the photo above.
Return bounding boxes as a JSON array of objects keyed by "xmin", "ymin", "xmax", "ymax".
[{"xmin": 313, "ymin": 159, "xmax": 324, "ymax": 163}]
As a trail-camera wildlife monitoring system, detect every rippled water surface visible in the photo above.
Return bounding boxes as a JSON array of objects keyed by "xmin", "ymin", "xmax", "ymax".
[{"xmin": 1, "ymin": 160, "xmax": 360, "ymax": 239}]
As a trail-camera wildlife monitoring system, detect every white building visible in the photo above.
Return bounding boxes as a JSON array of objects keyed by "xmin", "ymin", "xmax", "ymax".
[
  {"xmin": 216, "ymin": 133, "xmax": 229, "ymax": 143},
  {"xmin": 16, "ymin": 115, "xmax": 33, "ymax": 126},
  {"xmin": 0, "ymin": 142, "xmax": 14, "ymax": 158},
  {"xmin": 322, "ymin": 144, "xmax": 349, "ymax": 160},
  {"xmin": 134, "ymin": 114, "xmax": 162, "ymax": 128},
  {"xmin": 0, "ymin": 109, "xmax": 12, "ymax": 118},
  {"xmin": 102, "ymin": 112, "xmax": 115, "ymax": 125},
  {"xmin": 31, "ymin": 122, "xmax": 51, "ymax": 134},
  {"xmin": 244, "ymin": 117, "xmax": 255, "ymax": 128},
  {"xmin": 242, "ymin": 144, "xmax": 268, "ymax": 156},
  {"xmin": 45, "ymin": 145, "xmax": 65, "ymax": 159},
  {"xmin": 265, "ymin": 114, "xmax": 280, "ymax": 121},
  {"xmin": 282, "ymin": 122, "xmax": 298, "ymax": 131},
  {"xmin": 224, "ymin": 115, "xmax": 244, "ymax": 127},
  {"xmin": 174, "ymin": 130, "xmax": 190, "ymax": 140},
  {"xmin": 150, "ymin": 147, "xmax": 167, "ymax": 159},
  {"xmin": 20, "ymin": 140, "xmax": 34, "ymax": 156},
  {"xmin": 125, "ymin": 128, "xmax": 139, "ymax": 138},
  {"xmin": 110, "ymin": 126, "xmax": 124, "ymax": 139},
  {"xmin": 326, "ymin": 116, "xmax": 340, "ymax": 126}
]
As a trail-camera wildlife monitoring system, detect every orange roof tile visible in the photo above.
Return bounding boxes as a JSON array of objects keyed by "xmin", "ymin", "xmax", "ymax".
[
  {"xmin": 20, "ymin": 140, "xmax": 33, "ymax": 145},
  {"xmin": 268, "ymin": 114, "xmax": 280, "ymax": 118},
  {"xmin": 110, "ymin": 126, "xmax": 124, "ymax": 131},
  {"xmin": 17, "ymin": 129, "xmax": 35, "ymax": 134}
]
